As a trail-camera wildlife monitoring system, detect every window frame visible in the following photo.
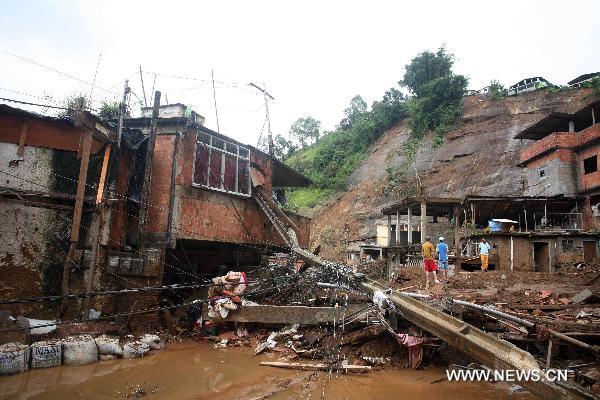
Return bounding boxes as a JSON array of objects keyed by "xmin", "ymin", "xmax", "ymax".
[
  {"xmin": 192, "ymin": 131, "xmax": 251, "ymax": 197},
  {"xmin": 583, "ymin": 155, "xmax": 598, "ymax": 175}
]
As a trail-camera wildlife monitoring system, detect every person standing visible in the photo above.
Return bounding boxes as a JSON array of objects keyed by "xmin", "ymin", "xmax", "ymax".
[
  {"xmin": 422, "ymin": 236, "xmax": 440, "ymax": 288},
  {"xmin": 479, "ymin": 238, "xmax": 491, "ymax": 271},
  {"xmin": 436, "ymin": 237, "xmax": 449, "ymax": 281}
]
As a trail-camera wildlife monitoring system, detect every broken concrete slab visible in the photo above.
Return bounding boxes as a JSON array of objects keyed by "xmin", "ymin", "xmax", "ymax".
[
  {"xmin": 202, "ymin": 304, "xmax": 366, "ymax": 325},
  {"xmin": 570, "ymin": 289, "xmax": 594, "ymax": 304}
]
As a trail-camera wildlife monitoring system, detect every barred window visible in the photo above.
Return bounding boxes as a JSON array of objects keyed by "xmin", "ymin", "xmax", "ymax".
[{"xmin": 193, "ymin": 132, "xmax": 251, "ymax": 196}]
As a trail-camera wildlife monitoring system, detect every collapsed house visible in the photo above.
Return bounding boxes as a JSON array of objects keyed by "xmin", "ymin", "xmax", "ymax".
[{"xmin": 0, "ymin": 102, "xmax": 311, "ymax": 321}]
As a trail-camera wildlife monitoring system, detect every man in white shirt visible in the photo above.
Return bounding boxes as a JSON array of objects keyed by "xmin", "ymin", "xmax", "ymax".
[{"xmin": 479, "ymin": 238, "xmax": 491, "ymax": 272}]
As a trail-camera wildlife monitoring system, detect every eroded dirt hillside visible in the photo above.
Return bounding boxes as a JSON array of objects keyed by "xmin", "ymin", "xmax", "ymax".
[{"xmin": 311, "ymin": 88, "xmax": 597, "ymax": 261}]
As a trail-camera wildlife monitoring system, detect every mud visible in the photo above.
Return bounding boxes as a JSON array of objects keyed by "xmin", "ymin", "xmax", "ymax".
[{"xmin": 0, "ymin": 341, "xmax": 530, "ymax": 400}]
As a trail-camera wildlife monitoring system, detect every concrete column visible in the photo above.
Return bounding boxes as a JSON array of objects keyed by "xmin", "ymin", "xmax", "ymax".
[
  {"xmin": 396, "ymin": 211, "xmax": 400, "ymax": 246},
  {"xmin": 387, "ymin": 214, "xmax": 392, "ymax": 247},
  {"xmin": 407, "ymin": 208, "xmax": 413, "ymax": 244},
  {"xmin": 569, "ymin": 120, "xmax": 575, "ymax": 132},
  {"xmin": 420, "ymin": 201, "xmax": 427, "ymax": 241},
  {"xmin": 592, "ymin": 108, "xmax": 596, "ymax": 125},
  {"xmin": 454, "ymin": 206, "xmax": 461, "ymax": 256}
]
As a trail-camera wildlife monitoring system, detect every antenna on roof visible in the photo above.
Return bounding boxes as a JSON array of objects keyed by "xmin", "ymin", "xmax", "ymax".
[
  {"xmin": 212, "ymin": 69, "xmax": 221, "ymax": 133},
  {"xmin": 249, "ymin": 82, "xmax": 275, "ymax": 156}
]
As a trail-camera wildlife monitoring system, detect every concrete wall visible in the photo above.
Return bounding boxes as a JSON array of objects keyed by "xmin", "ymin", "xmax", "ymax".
[
  {"xmin": 523, "ymin": 156, "xmax": 579, "ymax": 197},
  {"xmin": 481, "ymin": 234, "xmax": 590, "ymax": 271}
]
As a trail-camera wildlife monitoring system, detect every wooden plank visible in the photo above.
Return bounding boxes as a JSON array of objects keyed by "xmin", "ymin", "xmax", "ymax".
[
  {"xmin": 259, "ymin": 361, "xmax": 371, "ymax": 373},
  {"xmin": 96, "ymin": 144, "xmax": 111, "ymax": 204},
  {"xmin": 16, "ymin": 120, "xmax": 29, "ymax": 157},
  {"xmin": 70, "ymin": 130, "xmax": 93, "ymax": 242},
  {"xmin": 202, "ymin": 304, "xmax": 366, "ymax": 325}
]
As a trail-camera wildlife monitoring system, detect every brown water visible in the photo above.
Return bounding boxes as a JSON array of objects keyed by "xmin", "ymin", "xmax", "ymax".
[{"xmin": 0, "ymin": 342, "xmax": 532, "ymax": 400}]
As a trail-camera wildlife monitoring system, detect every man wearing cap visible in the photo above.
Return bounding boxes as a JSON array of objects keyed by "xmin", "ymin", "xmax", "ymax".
[
  {"xmin": 422, "ymin": 236, "xmax": 440, "ymax": 289},
  {"xmin": 436, "ymin": 237, "xmax": 449, "ymax": 281}
]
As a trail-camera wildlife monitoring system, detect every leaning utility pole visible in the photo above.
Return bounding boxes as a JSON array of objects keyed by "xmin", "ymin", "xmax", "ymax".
[
  {"xmin": 249, "ymin": 82, "xmax": 275, "ymax": 156},
  {"xmin": 116, "ymin": 80, "xmax": 129, "ymax": 148}
]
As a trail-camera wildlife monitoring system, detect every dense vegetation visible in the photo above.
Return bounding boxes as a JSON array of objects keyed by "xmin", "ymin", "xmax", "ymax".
[{"xmin": 282, "ymin": 47, "xmax": 467, "ymax": 212}]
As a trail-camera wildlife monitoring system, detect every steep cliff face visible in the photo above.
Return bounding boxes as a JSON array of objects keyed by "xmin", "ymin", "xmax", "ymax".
[{"xmin": 311, "ymin": 88, "xmax": 596, "ymax": 261}]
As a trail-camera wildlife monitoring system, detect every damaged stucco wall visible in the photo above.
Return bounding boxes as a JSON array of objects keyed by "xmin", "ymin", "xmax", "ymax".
[{"xmin": 0, "ymin": 143, "xmax": 70, "ymax": 314}]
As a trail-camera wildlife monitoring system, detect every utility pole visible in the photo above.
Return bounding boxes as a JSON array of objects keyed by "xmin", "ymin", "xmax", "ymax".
[
  {"xmin": 117, "ymin": 80, "xmax": 129, "ymax": 148},
  {"xmin": 138, "ymin": 91, "xmax": 161, "ymax": 242},
  {"xmin": 249, "ymin": 82, "xmax": 275, "ymax": 156},
  {"xmin": 211, "ymin": 69, "xmax": 220, "ymax": 133}
]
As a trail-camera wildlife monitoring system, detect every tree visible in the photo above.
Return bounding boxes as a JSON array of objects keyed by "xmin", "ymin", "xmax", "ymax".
[
  {"xmin": 258, "ymin": 133, "xmax": 298, "ymax": 161},
  {"xmin": 488, "ymin": 80, "xmax": 507, "ymax": 100},
  {"xmin": 98, "ymin": 100, "xmax": 121, "ymax": 120},
  {"xmin": 400, "ymin": 46, "xmax": 468, "ymax": 143},
  {"xmin": 339, "ymin": 95, "xmax": 368, "ymax": 130},
  {"xmin": 289, "ymin": 116, "xmax": 321, "ymax": 148}
]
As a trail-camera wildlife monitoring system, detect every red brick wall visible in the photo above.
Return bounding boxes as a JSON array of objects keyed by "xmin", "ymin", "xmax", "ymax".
[
  {"xmin": 147, "ymin": 135, "xmax": 174, "ymax": 234},
  {"xmin": 169, "ymin": 129, "xmax": 310, "ymax": 248},
  {"xmin": 519, "ymin": 132, "xmax": 577, "ymax": 165}
]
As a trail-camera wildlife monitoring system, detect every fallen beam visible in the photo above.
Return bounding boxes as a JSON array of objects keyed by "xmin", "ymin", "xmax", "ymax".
[
  {"xmin": 202, "ymin": 304, "xmax": 366, "ymax": 325},
  {"xmin": 360, "ymin": 278, "xmax": 591, "ymax": 400},
  {"xmin": 259, "ymin": 361, "xmax": 371, "ymax": 373}
]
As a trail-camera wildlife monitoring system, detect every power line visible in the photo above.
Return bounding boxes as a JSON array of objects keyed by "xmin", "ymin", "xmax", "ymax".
[
  {"xmin": 0, "ymin": 96, "xmax": 82, "ymax": 112},
  {"xmin": 0, "ymin": 47, "xmax": 117, "ymax": 95}
]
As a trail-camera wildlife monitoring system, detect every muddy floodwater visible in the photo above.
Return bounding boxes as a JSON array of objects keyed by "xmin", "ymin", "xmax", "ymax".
[{"xmin": 0, "ymin": 342, "xmax": 532, "ymax": 399}]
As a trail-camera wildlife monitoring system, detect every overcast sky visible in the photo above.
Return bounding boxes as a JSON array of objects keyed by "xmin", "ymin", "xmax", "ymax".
[{"xmin": 1, "ymin": 0, "xmax": 599, "ymax": 146}]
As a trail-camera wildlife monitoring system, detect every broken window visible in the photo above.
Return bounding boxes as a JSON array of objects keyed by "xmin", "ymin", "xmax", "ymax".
[
  {"xmin": 194, "ymin": 132, "xmax": 251, "ymax": 196},
  {"xmin": 561, "ymin": 239, "xmax": 576, "ymax": 252},
  {"xmin": 539, "ymin": 167, "xmax": 546, "ymax": 178},
  {"xmin": 584, "ymin": 155, "xmax": 597, "ymax": 175}
]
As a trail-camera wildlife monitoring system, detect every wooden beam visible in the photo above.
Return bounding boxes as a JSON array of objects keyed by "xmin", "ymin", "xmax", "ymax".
[
  {"xmin": 96, "ymin": 144, "xmax": 111, "ymax": 204},
  {"xmin": 70, "ymin": 130, "xmax": 93, "ymax": 242},
  {"xmin": 16, "ymin": 120, "xmax": 29, "ymax": 158},
  {"xmin": 62, "ymin": 129, "xmax": 92, "ymax": 297},
  {"xmin": 259, "ymin": 361, "xmax": 371, "ymax": 373}
]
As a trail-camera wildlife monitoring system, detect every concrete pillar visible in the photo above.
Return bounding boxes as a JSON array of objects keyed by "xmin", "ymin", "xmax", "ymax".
[
  {"xmin": 407, "ymin": 208, "xmax": 413, "ymax": 244},
  {"xmin": 420, "ymin": 201, "xmax": 427, "ymax": 241},
  {"xmin": 569, "ymin": 120, "xmax": 575, "ymax": 132},
  {"xmin": 396, "ymin": 211, "xmax": 400, "ymax": 246},
  {"xmin": 387, "ymin": 214, "xmax": 392, "ymax": 247},
  {"xmin": 454, "ymin": 206, "xmax": 461, "ymax": 256},
  {"xmin": 592, "ymin": 108, "xmax": 596, "ymax": 125}
]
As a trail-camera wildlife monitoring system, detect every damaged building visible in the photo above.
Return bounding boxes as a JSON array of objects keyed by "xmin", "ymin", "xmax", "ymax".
[{"xmin": 0, "ymin": 101, "xmax": 311, "ymax": 320}]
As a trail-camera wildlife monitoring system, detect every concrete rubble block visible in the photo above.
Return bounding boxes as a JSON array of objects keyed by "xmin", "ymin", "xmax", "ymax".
[
  {"xmin": 139, "ymin": 334, "xmax": 164, "ymax": 350},
  {"xmin": 570, "ymin": 289, "xmax": 594, "ymax": 304}
]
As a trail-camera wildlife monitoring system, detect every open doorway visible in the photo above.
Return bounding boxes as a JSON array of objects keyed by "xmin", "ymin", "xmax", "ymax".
[
  {"xmin": 533, "ymin": 242, "xmax": 549, "ymax": 272},
  {"xmin": 583, "ymin": 241, "xmax": 597, "ymax": 263}
]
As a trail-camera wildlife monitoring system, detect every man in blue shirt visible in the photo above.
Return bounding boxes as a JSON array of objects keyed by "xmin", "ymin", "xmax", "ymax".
[
  {"xmin": 436, "ymin": 237, "xmax": 449, "ymax": 281},
  {"xmin": 479, "ymin": 238, "xmax": 491, "ymax": 271}
]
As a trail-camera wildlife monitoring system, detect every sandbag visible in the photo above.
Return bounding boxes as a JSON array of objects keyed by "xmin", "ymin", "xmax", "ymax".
[
  {"xmin": 95, "ymin": 335, "xmax": 123, "ymax": 356},
  {"xmin": 122, "ymin": 341, "xmax": 150, "ymax": 359},
  {"xmin": 0, "ymin": 342, "xmax": 29, "ymax": 375},
  {"xmin": 139, "ymin": 334, "xmax": 164, "ymax": 350},
  {"xmin": 30, "ymin": 340, "xmax": 62, "ymax": 369},
  {"xmin": 62, "ymin": 335, "xmax": 98, "ymax": 365}
]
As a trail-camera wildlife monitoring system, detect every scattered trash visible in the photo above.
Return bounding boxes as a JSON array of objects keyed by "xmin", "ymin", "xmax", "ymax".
[
  {"xmin": 139, "ymin": 334, "xmax": 164, "ymax": 350},
  {"xmin": 88, "ymin": 308, "xmax": 101, "ymax": 320},
  {"xmin": 508, "ymin": 384, "xmax": 526, "ymax": 394},
  {"xmin": 122, "ymin": 341, "xmax": 150, "ymax": 359}
]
